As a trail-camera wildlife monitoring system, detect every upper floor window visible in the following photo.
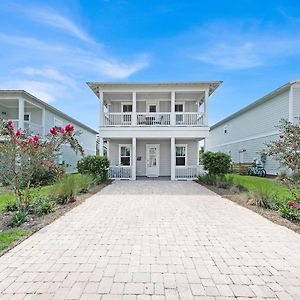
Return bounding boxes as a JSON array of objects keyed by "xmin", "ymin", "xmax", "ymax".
[
  {"xmin": 176, "ymin": 144, "xmax": 187, "ymax": 166},
  {"xmin": 175, "ymin": 103, "xmax": 184, "ymax": 112},
  {"xmin": 149, "ymin": 105, "xmax": 157, "ymax": 113},
  {"xmin": 122, "ymin": 103, "xmax": 132, "ymax": 113}
]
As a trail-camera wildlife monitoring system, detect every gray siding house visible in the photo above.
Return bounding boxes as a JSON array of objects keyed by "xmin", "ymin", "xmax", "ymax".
[
  {"xmin": 207, "ymin": 79, "xmax": 300, "ymax": 175},
  {"xmin": 0, "ymin": 90, "xmax": 97, "ymax": 173},
  {"xmin": 88, "ymin": 81, "xmax": 221, "ymax": 180}
]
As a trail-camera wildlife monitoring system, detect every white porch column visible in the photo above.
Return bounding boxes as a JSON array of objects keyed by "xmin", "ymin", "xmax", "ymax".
[
  {"xmin": 99, "ymin": 91, "xmax": 104, "ymax": 127},
  {"xmin": 106, "ymin": 140, "xmax": 110, "ymax": 159},
  {"xmin": 18, "ymin": 98, "xmax": 25, "ymax": 130},
  {"xmin": 42, "ymin": 108, "xmax": 46, "ymax": 136},
  {"xmin": 204, "ymin": 89, "xmax": 209, "ymax": 125},
  {"xmin": 132, "ymin": 91, "xmax": 137, "ymax": 126},
  {"xmin": 171, "ymin": 91, "xmax": 175, "ymax": 126},
  {"xmin": 171, "ymin": 137, "xmax": 175, "ymax": 180},
  {"xmin": 132, "ymin": 137, "xmax": 137, "ymax": 180},
  {"xmin": 99, "ymin": 137, "xmax": 104, "ymax": 156}
]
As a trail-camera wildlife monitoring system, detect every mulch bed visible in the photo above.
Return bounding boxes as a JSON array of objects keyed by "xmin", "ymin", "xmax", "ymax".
[
  {"xmin": 0, "ymin": 182, "xmax": 111, "ymax": 257},
  {"xmin": 199, "ymin": 182, "xmax": 300, "ymax": 234}
]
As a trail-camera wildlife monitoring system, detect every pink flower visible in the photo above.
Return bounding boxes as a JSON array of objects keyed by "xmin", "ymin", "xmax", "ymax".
[
  {"xmin": 16, "ymin": 129, "xmax": 22, "ymax": 137},
  {"xmin": 48, "ymin": 163, "xmax": 54, "ymax": 169},
  {"xmin": 50, "ymin": 127, "xmax": 57, "ymax": 135},
  {"xmin": 60, "ymin": 128, "xmax": 65, "ymax": 134},
  {"xmin": 33, "ymin": 145, "xmax": 39, "ymax": 150},
  {"xmin": 29, "ymin": 138, "xmax": 34, "ymax": 143},
  {"xmin": 65, "ymin": 124, "xmax": 74, "ymax": 132},
  {"xmin": 33, "ymin": 135, "xmax": 39, "ymax": 142},
  {"xmin": 8, "ymin": 120, "xmax": 14, "ymax": 131},
  {"xmin": 279, "ymin": 134, "xmax": 284, "ymax": 138},
  {"xmin": 23, "ymin": 140, "xmax": 29, "ymax": 146}
]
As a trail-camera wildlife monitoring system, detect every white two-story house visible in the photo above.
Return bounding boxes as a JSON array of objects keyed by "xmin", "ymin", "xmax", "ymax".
[
  {"xmin": 0, "ymin": 90, "xmax": 98, "ymax": 173},
  {"xmin": 88, "ymin": 81, "xmax": 221, "ymax": 180}
]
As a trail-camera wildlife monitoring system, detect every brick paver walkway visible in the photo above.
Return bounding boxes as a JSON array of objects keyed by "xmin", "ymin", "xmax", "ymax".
[{"xmin": 1, "ymin": 181, "xmax": 300, "ymax": 299}]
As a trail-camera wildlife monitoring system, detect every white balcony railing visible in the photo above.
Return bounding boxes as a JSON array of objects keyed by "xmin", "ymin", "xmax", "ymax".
[
  {"xmin": 109, "ymin": 166, "xmax": 132, "ymax": 180},
  {"xmin": 175, "ymin": 112, "xmax": 205, "ymax": 126},
  {"xmin": 175, "ymin": 165, "xmax": 205, "ymax": 180},
  {"xmin": 137, "ymin": 113, "xmax": 170, "ymax": 126},
  {"xmin": 104, "ymin": 113, "xmax": 132, "ymax": 126},
  {"xmin": 11, "ymin": 119, "xmax": 44, "ymax": 136},
  {"xmin": 103, "ymin": 112, "xmax": 206, "ymax": 127}
]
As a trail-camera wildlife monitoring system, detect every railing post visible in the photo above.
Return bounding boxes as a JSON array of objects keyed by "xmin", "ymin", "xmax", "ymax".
[
  {"xmin": 132, "ymin": 137, "xmax": 136, "ymax": 180},
  {"xmin": 132, "ymin": 91, "xmax": 137, "ymax": 126},
  {"xmin": 171, "ymin": 91, "xmax": 175, "ymax": 126},
  {"xmin": 171, "ymin": 137, "xmax": 175, "ymax": 180},
  {"xmin": 204, "ymin": 89, "xmax": 209, "ymax": 126},
  {"xmin": 18, "ymin": 98, "xmax": 24, "ymax": 130}
]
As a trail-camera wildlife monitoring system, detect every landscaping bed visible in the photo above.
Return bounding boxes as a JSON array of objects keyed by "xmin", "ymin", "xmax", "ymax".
[
  {"xmin": 0, "ymin": 181, "xmax": 110, "ymax": 256},
  {"xmin": 197, "ymin": 173, "xmax": 300, "ymax": 233},
  {"xmin": 202, "ymin": 182, "xmax": 300, "ymax": 234}
]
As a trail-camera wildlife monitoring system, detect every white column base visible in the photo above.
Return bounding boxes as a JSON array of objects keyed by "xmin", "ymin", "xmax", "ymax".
[
  {"xmin": 171, "ymin": 137, "xmax": 175, "ymax": 180},
  {"xmin": 132, "ymin": 137, "xmax": 137, "ymax": 180}
]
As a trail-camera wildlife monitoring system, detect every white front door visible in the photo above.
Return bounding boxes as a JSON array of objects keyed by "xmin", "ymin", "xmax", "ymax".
[{"xmin": 146, "ymin": 144, "xmax": 160, "ymax": 177}]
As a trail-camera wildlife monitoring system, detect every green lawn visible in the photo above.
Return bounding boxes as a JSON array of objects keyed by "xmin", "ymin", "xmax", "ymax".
[
  {"xmin": 228, "ymin": 174, "xmax": 300, "ymax": 200},
  {"xmin": 0, "ymin": 229, "xmax": 31, "ymax": 251}
]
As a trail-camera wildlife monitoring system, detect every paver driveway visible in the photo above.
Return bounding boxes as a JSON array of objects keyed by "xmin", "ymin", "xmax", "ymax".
[{"xmin": 1, "ymin": 181, "xmax": 300, "ymax": 300}]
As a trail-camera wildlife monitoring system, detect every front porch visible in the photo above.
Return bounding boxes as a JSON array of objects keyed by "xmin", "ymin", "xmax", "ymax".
[
  {"xmin": 0, "ymin": 95, "xmax": 45, "ymax": 136},
  {"xmin": 105, "ymin": 138, "xmax": 205, "ymax": 181}
]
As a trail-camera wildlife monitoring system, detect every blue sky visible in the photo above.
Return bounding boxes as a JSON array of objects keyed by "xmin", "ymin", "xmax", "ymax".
[{"xmin": 0, "ymin": 0, "xmax": 300, "ymax": 130}]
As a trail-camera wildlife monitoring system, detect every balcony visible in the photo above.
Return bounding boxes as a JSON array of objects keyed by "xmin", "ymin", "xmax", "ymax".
[
  {"xmin": 11, "ymin": 119, "xmax": 44, "ymax": 136},
  {"xmin": 103, "ymin": 112, "xmax": 206, "ymax": 127}
]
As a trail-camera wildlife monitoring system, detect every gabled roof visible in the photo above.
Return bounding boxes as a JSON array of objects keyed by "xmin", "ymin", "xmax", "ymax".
[
  {"xmin": 211, "ymin": 78, "xmax": 300, "ymax": 130},
  {"xmin": 87, "ymin": 81, "xmax": 222, "ymax": 98},
  {"xmin": 0, "ymin": 90, "xmax": 98, "ymax": 134}
]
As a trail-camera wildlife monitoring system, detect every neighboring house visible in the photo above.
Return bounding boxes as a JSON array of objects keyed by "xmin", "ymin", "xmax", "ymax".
[
  {"xmin": 207, "ymin": 79, "xmax": 300, "ymax": 175},
  {"xmin": 0, "ymin": 90, "xmax": 98, "ymax": 173},
  {"xmin": 87, "ymin": 81, "xmax": 222, "ymax": 180}
]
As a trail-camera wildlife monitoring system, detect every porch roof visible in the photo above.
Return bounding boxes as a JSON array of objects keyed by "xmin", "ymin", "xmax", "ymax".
[{"xmin": 87, "ymin": 81, "xmax": 222, "ymax": 99}]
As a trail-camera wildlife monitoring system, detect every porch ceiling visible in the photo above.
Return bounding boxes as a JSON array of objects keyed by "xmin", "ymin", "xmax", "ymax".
[{"xmin": 0, "ymin": 98, "xmax": 41, "ymax": 109}]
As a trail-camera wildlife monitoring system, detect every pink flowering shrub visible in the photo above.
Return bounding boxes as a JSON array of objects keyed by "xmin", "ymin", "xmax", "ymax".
[
  {"xmin": 265, "ymin": 119, "xmax": 300, "ymax": 173},
  {"xmin": 0, "ymin": 119, "xmax": 84, "ymax": 210}
]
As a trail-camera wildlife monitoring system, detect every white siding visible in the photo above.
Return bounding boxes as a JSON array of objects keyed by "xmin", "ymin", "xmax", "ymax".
[
  {"xmin": 45, "ymin": 110, "xmax": 96, "ymax": 173},
  {"xmin": 293, "ymin": 87, "xmax": 300, "ymax": 123},
  {"xmin": 208, "ymin": 90, "xmax": 289, "ymax": 148},
  {"xmin": 207, "ymin": 90, "xmax": 290, "ymax": 175}
]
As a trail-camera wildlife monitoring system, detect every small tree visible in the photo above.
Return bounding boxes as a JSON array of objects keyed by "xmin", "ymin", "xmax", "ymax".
[
  {"xmin": 264, "ymin": 119, "xmax": 300, "ymax": 173},
  {"xmin": 202, "ymin": 151, "xmax": 231, "ymax": 175},
  {"xmin": 0, "ymin": 120, "xmax": 83, "ymax": 210}
]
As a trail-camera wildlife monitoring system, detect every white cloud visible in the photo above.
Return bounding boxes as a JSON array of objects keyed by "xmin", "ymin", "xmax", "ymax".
[
  {"xmin": 16, "ymin": 67, "xmax": 77, "ymax": 88},
  {"xmin": 0, "ymin": 79, "xmax": 66, "ymax": 103},
  {"xmin": 0, "ymin": 32, "xmax": 65, "ymax": 52},
  {"xmin": 188, "ymin": 21, "xmax": 300, "ymax": 69},
  {"xmin": 85, "ymin": 55, "xmax": 150, "ymax": 79},
  {"xmin": 29, "ymin": 8, "xmax": 94, "ymax": 44}
]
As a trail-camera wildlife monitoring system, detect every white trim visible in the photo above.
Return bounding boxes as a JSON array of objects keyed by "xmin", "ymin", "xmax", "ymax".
[
  {"xmin": 119, "ymin": 144, "xmax": 132, "ymax": 166},
  {"xmin": 208, "ymin": 130, "xmax": 280, "ymax": 149},
  {"xmin": 146, "ymin": 144, "xmax": 160, "ymax": 177},
  {"xmin": 175, "ymin": 144, "xmax": 187, "ymax": 166},
  {"xmin": 289, "ymin": 85, "xmax": 294, "ymax": 122}
]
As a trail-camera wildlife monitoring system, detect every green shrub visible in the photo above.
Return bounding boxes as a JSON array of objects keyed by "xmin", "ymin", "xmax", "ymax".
[
  {"xmin": 278, "ymin": 205, "xmax": 300, "ymax": 221},
  {"xmin": 31, "ymin": 166, "xmax": 64, "ymax": 187},
  {"xmin": 77, "ymin": 155, "xmax": 109, "ymax": 183},
  {"xmin": 4, "ymin": 201, "xmax": 18, "ymax": 212},
  {"xmin": 247, "ymin": 187, "xmax": 274, "ymax": 209},
  {"xmin": 198, "ymin": 174, "xmax": 234, "ymax": 189},
  {"xmin": 76, "ymin": 175, "xmax": 93, "ymax": 194},
  {"xmin": 202, "ymin": 152, "xmax": 231, "ymax": 175},
  {"xmin": 30, "ymin": 195, "xmax": 55, "ymax": 216},
  {"xmin": 10, "ymin": 211, "xmax": 27, "ymax": 227},
  {"xmin": 51, "ymin": 175, "xmax": 78, "ymax": 204}
]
